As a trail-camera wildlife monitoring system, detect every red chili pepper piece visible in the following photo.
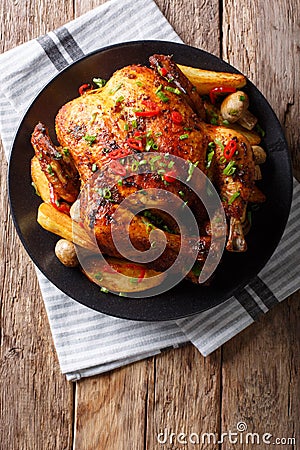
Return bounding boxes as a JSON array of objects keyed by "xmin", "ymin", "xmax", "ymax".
[
  {"xmin": 223, "ymin": 139, "xmax": 238, "ymax": 160},
  {"xmin": 110, "ymin": 160, "xmax": 127, "ymax": 176},
  {"xmin": 135, "ymin": 100, "xmax": 160, "ymax": 117},
  {"xmin": 138, "ymin": 267, "xmax": 146, "ymax": 283},
  {"xmin": 209, "ymin": 86, "xmax": 237, "ymax": 104},
  {"xmin": 164, "ymin": 169, "xmax": 177, "ymax": 183},
  {"xmin": 160, "ymin": 67, "xmax": 168, "ymax": 77},
  {"xmin": 49, "ymin": 183, "xmax": 71, "ymax": 214},
  {"xmin": 171, "ymin": 111, "xmax": 183, "ymax": 124},
  {"xmin": 109, "ymin": 148, "xmax": 132, "ymax": 159},
  {"xmin": 126, "ymin": 138, "xmax": 143, "ymax": 151},
  {"xmin": 78, "ymin": 83, "xmax": 91, "ymax": 96}
]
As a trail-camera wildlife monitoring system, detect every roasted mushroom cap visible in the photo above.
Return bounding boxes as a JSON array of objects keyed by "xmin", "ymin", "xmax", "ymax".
[{"xmin": 55, "ymin": 239, "xmax": 79, "ymax": 267}]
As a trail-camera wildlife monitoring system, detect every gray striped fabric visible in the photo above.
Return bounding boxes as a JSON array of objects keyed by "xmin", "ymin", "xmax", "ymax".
[{"xmin": 0, "ymin": 0, "xmax": 299, "ymax": 380}]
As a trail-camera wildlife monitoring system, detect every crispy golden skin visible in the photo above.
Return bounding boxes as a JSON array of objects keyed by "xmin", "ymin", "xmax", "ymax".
[
  {"xmin": 33, "ymin": 55, "xmax": 264, "ymax": 267},
  {"xmin": 55, "ymin": 64, "xmax": 209, "ymax": 183}
]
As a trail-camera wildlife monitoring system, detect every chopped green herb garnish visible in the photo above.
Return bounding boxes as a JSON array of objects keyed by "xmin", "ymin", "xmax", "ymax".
[
  {"xmin": 167, "ymin": 161, "xmax": 175, "ymax": 169},
  {"xmin": 192, "ymin": 261, "xmax": 202, "ymax": 277},
  {"xmin": 109, "ymin": 83, "xmax": 122, "ymax": 94},
  {"xmin": 135, "ymin": 81, "xmax": 143, "ymax": 87},
  {"xmin": 228, "ymin": 191, "xmax": 240, "ymax": 204},
  {"xmin": 130, "ymin": 277, "xmax": 138, "ymax": 284},
  {"xmin": 97, "ymin": 187, "xmax": 112, "ymax": 199},
  {"xmin": 214, "ymin": 139, "xmax": 224, "ymax": 150},
  {"xmin": 93, "ymin": 78, "xmax": 107, "ymax": 88},
  {"xmin": 116, "ymin": 95, "xmax": 125, "ymax": 103},
  {"xmin": 155, "ymin": 84, "xmax": 163, "ymax": 93},
  {"xmin": 62, "ymin": 148, "xmax": 69, "ymax": 156},
  {"xmin": 223, "ymin": 160, "xmax": 237, "ymax": 176},
  {"xmin": 100, "ymin": 287, "xmax": 109, "ymax": 293},
  {"xmin": 84, "ymin": 134, "xmax": 97, "ymax": 145},
  {"xmin": 156, "ymin": 90, "xmax": 169, "ymax": 103},
  {"xmin": 94, "ymin": 272, "xmax": 103, "ymax": 281},
  {"xmin": 239, "ymin": 95, "xmax": 245, "ymax": 101},
  {"xmin": 206, "ymin": 149, "xmax": 215, "ymax": 169},
  {"xmin": 92, "ymin": 163, "xmax": 97, "ymax": 172},
  {"xmin": 131, "ymin": 119, "xmax": 137, "ymax": 129},
  {"xmin": 222, "ymin": 119, "xmax": 230, "ymax": 125},
  {"xmin": 210, "ymin": 117, "xmax": 218, "ymax": 125},
  {"xmin": 47, "ymin": 164, "xmax": 54, "ymax": 175},
  {"xmin": 164, "ymin": 86, "xmax": 181, "ymax": 95},
  {"xmin": 118, "ymin": 179, "xmax": 123, "ymax": 186},
  {"xmin": 124, "ymin": 123, "xmax": 129, "ymax": 131},
  {"xmin": 119, "ymin": 292, "xmax": 127, "ymax": 297},
  {"xmin": 186, "ymin": 160, "xmax": 199, "ymax": 182},
  {"xmin": 131, "ymin": 161, "xmax": 139, "ymax": 172},
  {"xmin": 219, "ymin": 156, "xmax": 227, "ymax": 164},
  {"xmin": 178, "ymin": 190, "xmax": 184, "ymax": 198},
  {"xmin": 179, "ymin": 133, "xmax": 189, "ymax": 140}
]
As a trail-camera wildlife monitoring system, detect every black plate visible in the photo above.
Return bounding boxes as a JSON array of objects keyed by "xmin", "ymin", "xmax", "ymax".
[{"xmin": 8, "ymin": 41, "xmax": 293, "ymax": 321}]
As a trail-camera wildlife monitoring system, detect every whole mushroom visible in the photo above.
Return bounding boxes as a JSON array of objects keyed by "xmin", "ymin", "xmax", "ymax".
[
  {"xmin": 220, "ymin": 91, "xmax": 258, "ymax": 130},
  {"xmin": 55, "ymin": 239, "xmax": 79, "ymax": 267}
]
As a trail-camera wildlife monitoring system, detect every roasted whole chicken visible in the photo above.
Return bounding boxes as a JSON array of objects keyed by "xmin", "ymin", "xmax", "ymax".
[{"xmin": 31, "ymin": 54, "xmax": 265, "ymax": 282}]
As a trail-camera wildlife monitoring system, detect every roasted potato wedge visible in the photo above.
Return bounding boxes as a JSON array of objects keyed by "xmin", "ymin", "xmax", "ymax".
[
  {"xmin": 82, "ymin": 255, "xmax": 166, "ymax": 293},
  {"xmin": 178, "ymin": 64, "xmax": 247, "ymax": 95},
  {"xmin": 226, "ymin": 123, "xmax": 261, "ymax": 146},
  {"xmin": 37, "ymin": 202, "xmax": 95, "ymax": 250},
  {"xmin": 31, "ymin": 156, "xmax": 51, "ymax": 203},
  {"xmin": 38, "ymin": 203, "xmax": 165, "ymax": 292}
]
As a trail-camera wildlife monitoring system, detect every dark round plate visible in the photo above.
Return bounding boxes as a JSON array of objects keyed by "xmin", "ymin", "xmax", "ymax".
[{"xmin": 8, "ymin": 40, "xmax": 293, "ymax": 321}]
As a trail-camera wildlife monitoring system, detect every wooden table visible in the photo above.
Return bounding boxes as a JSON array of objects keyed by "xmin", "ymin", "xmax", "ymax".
[{"xmin": 1, "ymin": 1, "xmax": 299, "ymax": 449}]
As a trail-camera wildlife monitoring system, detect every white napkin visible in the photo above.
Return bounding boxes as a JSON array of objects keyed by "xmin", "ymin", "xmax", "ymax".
[{"xmin": 0, "ymin": 0, "xmax": 299, "ymax": 380}]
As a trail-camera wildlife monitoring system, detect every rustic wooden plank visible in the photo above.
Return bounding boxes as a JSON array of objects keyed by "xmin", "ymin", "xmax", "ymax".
[
  {"xmin": 154, "ymin": 0, "xmax": 221, "ymax": 54},
  {"xmin": 221, "ymin": 1, "xmax": 300, "ymax": 447},
  {"xmin": 72, "ymin": 2, "xmax": 222, "ymax": 450},
  {"xmin": 146, "ymin": 346, "xmax": 221, "ymax": 450},
  {"xmin": 0, "ymin": 1, "xmax": 74, "ymax": 449},
  {"xmin": 222, "ymin": 0, "xmax": 300, "ymax": 179},
  {"xmin": 221, "ymin": 296, "xmax": 300, "ymax": 449},
  {"xmin": 74, "ymin": 360, "xmax": 153, "ymax": 450}
]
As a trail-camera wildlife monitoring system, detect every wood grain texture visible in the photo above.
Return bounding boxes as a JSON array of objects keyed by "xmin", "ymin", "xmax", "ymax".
[
  {"xmin": 222, "ymin": 0, "xmax": 300, "ymax": 179},
  {"xmin": 146, "ymin": 346, "xmax": 221, "ymax": 450},
  {"xmin": 74, "ymin": 360, "xmax": 152, "ymax": 450},
  {"xmin": 221, "ymin": 295, "xmax": 300, "ymax": 449},
  {"xmin": 155, "ymin": 0, "xmax": 220, "ymax": 53},
  {"xmin": 0, "ymin": 1, "xmax": 74, "ymax": 449}
]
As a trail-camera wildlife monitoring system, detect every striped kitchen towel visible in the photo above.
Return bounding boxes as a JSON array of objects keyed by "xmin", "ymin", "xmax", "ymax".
[{"xmin": 0, "ymin": 0, "xmax": 299, "ymax": 380}]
